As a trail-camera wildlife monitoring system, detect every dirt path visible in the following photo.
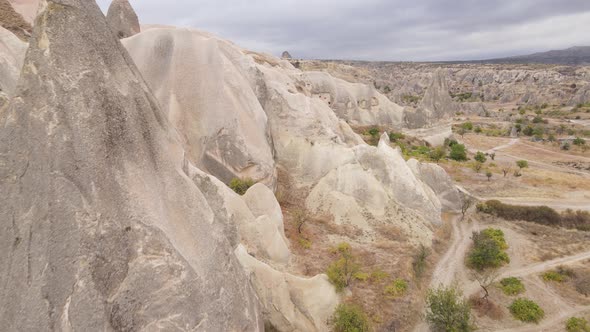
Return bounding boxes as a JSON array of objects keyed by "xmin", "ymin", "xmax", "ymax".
[{"xmin": 503, "ymin": 250, "xmax": 590, "ymax": 279}]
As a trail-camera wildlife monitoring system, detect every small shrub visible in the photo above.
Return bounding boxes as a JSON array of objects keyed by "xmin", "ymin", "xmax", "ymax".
[
  {"xmin": 474, "ymin": 126, "xmax": 483, "ymax": 134},
  {"xmin": 450, "ymin": 144, "xmax": 468, "ymax": 161},
  {"xmin": 574, "ymin": 137, "xmax": 586, "ymax": 146},
  {"xmin": 389, "ymin": 132, "xmax": 405, "ymax": 142},
  {"xmin": 516, "ymin": 160, "xmax": 528, "ymax": 169},
  {"xmin": 229, "ymin": 177, "xmax": 255, "ymax": 195},
  {"xmin": 429, "ymin": 146, "xmax": 446, "ymax": 162},
  {"xmin": 326, "ymin": 243, "xmax": 360, "ymax": 292},
  {"xmin": 384, "ymin": 279, "xmax": 408, "ymax": 299},
  {"xmin": 509, "ymin": 298, "xmax": 544, "ymax": 323},
  {"xmin": 353, "ymin": 272, "xmax": 370, "ymax": 282},
  {"xmin": 486, "ymin": 171, "xmax": 493, "ymax": 181},
  {"xmin": 499, "ymin": 277, "xmax": 525, "ymax": 295},
  {"xmin": 367, "ymin": 127, "xmax": 380, "ymax": 137},
  {"xmin": 566, "ymin": 317, "xmax": 590, "ymax": 332},
  {"xmin": 425, "ymin": 285, "xmax": 476, "ymax": 332},
  {"xmin": 298, "ymin": 237, "xmax": 312, "ymax": 249},
  {"xmin": 542, "ymin": 271, "xmax": 566, "ymax": 282},
  {"xmin": 332, "ymin": 304, "xmax": 371, "ymax": 332},
  {"xmin": 474, "ymin": 151, "xmax": 487, "ymax": 163},
  {"xmin": 413, "ymin": 244, "xmax": 430, "ymax": 279},
  {"xmin": 370, "ymin": 269, "xmax": 390, "ymax": 283},
  {"xmin": 462, "ymin": 122, "xmax": 474, "ymax": 131}
]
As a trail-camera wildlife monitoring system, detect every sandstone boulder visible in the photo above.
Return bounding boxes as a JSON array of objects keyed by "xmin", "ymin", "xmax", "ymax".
[
  {"xmin": 106, "ymin": 0, "xmax": 140, "ymax": 39},
  {"xmin": 0, "ymin": 1, "xmax": 262, "ymax": 330}
]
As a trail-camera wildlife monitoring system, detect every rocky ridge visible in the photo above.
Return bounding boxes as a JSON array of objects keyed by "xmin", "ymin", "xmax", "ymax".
[{"xmin": 0, "ymin": 1, "xmax": 464, "ymax": 330}]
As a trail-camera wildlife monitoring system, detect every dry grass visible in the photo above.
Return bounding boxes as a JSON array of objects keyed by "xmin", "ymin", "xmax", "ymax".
[{"xmin": 469, "ymin": 295, "xmax": 505, "ymax": 320}]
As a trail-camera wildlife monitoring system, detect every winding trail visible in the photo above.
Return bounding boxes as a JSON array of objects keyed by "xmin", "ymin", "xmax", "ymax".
[{"xmin": 414, "ymin": 137, "xmax": 590, "ymax": 332}]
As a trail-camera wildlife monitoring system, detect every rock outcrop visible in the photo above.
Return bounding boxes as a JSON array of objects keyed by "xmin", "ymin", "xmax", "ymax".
[
  {"xmin": 7, "ymin": 0, "xmax": 39, "ymax": 25},
  {"xmin": 106, "ymin": 0, "xmax": 140, "ymax": 39},
  {"xmin": 405, "ymin": 68, "xmax": 456, "ymax": 128},
  {"xmin": 407, "ymin": 159, "xmax": 463, "ymax": 212},
  {"xmin": 281, "ymin": 51, "xmax": 292, "ymax": 59},
  {"xmin": 303, "ymin": 71, "xmax": 404, "ymax": 128},
  {"xmin": 0, "ymin": 26, "xmax": 26, "ymax": 108},
  {"xmin": 123, "ymin": 28, "xmax": 276, "ymax": 186},
  {"xmin": 0, "ymin": 0, "xmax": 32, "ymax": 40},
  {"xmin": 0, "ymin": 1, "xmax": 262, "ymax": 330}
]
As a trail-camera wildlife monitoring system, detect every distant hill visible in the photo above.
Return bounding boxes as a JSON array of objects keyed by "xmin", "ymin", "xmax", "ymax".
[{"xmin": 474, "ymin": 46, "xmax": 590, "ymax": 65}]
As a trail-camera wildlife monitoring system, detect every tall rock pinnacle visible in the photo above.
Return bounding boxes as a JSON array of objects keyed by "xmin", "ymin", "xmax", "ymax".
[
  {"xmin": 106, "ymin": 0, "xmax": 140, "ymax": 39},
  {"xmin": 0, "ymin": 1, "xmax": 262, "ymax": 330}
]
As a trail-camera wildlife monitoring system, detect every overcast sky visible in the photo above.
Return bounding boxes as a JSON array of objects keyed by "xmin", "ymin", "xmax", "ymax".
[{"xmin": 96, "ymin": 0, "xmax": 590, "ymax": 62}]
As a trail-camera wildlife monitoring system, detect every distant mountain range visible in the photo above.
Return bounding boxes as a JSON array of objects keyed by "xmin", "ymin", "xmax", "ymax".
[{"xmin": 470, "ymin": 46, "xmax": 590, "ymax": 65}]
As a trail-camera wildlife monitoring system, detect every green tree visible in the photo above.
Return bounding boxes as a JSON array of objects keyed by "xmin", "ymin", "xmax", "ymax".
[
  {"xmin": 425, "ymin": 285, "xmax": 475, "ymax": 332},
  {"xmin": 450, "ymin": 144, "xmax": 468, "ymax": 161},
  {"xmin": 486, "ymin": 171, "xmax": 493, "ymax": 181},
  {"xmin": 573, "ymin": 137, "xmax": 586, "ymax": 146},
  {"xmin": 467, "ymin": 229, "xmax": 510, "ymax": 270},
  {"xmin": 474, "ymin": 151, "xmax": 487, "ymax": 163}
]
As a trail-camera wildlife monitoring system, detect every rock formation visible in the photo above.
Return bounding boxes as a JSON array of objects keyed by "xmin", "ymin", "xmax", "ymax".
[
  {"xmin": 404, "ymin": 68, "xmax": 456, "ymax": 128},
  {"xmin": 7, "ymin": 0, "xmax": 39, "ymax": 25},
  {"xmin": 0, "ymin": 0, "xmax": 32, "ymax": 40},
  {"xmin": 0, "ymin": 1, "xmax": 263, "ymax": 330},
  {"xmin": 302, "ymin": 71, "xmax": 404, "ymax": 128},
  {"xmin": 0, "ymin": 26, "xmax": 26, "ymax": 108},
  {"xmin": 407, "ymin": 159, "xmax": 463, "ymax": 211},
  {"xmin": 123, "ymin": 28, "xmax": 276, "ymax": 186},
  {"xmin": 106, "ymin": 0, "xmax": 140, "ymax": 39},
  {"xmin": 281, "ymin": 50, "xmax": 292, "ymax": 59}
]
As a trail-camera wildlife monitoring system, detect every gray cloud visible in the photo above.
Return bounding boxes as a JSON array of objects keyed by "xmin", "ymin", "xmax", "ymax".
[{"xmin": 96, "ymin": 0, "xmax": 590, "ymax": 61}]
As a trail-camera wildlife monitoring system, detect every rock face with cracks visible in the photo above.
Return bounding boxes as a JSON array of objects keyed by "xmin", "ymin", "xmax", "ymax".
[
  {"xmin": 106, "ymin": 0, "xmax": 140, "ymax": 39},
  {"xmin": 123, "ymin": 28, "xmax": 276, "ymax": 187},
  {"xmin": 0, "ymin": 1, "xmax": 263, "ymax": 330}
]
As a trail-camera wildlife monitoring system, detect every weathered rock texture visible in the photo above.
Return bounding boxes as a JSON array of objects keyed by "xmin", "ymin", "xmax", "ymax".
[
  {"xmin": 404, "ymin": 68, "xmax": 456, "ymax": 128},
  {"xmin": 407, "ymin": 159, "xmax": 462, "ymax": 212},
  {"xmin": 0, "ymin": 26, "xmax": 26, "ymax": 108},
  {"xmin": 303, "ymin": 71, "xmax": 404, "ymax": 128},
  {"xmin": 0, "ymin": 1, "xmax": 263, "ymax": 330},
  {"xmin": 7, "ymin": 0, "xmax": 39, "ymax": 25},
  {"xmin": 299, "ymin": 60, "xmax": 590, "ymax": 107},
  {"xmin": 123, "ymin": 28, "xmax": 276, "ymax": 186},
  {"xmin": 0, "ymin": 0, "xmax": 32, "ymax": 40},
  {"xmin": 106, "ymin": 0, "xmax": 140, "ymax": 39}
]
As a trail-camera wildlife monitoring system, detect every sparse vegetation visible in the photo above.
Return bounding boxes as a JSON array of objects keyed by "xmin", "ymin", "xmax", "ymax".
[
  {"xmin": 384, "ymin": 279, "xmax": 408, "ymax": 299},
  {"xmin": 229, "ymin": 177, "xmax": 255, "ymax": 195},
  {"xmin": 425, "ymin": 285, "xmax": 475, "ymax": 332},
  {"xmin": 332, "ymin": 303, "xmax": 371, "ymax": 332},
  {"xmin": 566, "ymin": 317, "xmax": 590, "ymax": 332},
  {"xmin": 412, "ymin": 244, "xmax": 430, "ymax": 279},
  {"xmin": 326, "ymin": 243, "xmax": 360, "ymax": 292},
  {"xmin": 516, "ymin": 160, "xmax": 528, "ymax": 170},
  {"xmin": 499, "ymin": 277, "xmax": 525, "ymax": 296},
  {"xmin": 477, "ymin": 200, "xmax": 590, "ymax": 231},
  {"xmin": 293, "ymin": 209, "xmax": 308, "ymax": 234},
  {"xmin": 542, "ymin": 271, "xmax": 566, "ymax": 282},
  {"xmin": 402, "ymin": 94, "xmax": 421, "ymax": 104},
  {"xmin": 467, "ymin": 228, "xmax": 510, "ymax": 271},
  {"xmin": 509, "ymin": 298, "xmax": 544, "ymax": 323},
  {"xmin": 474, "ymin": 151, "xmax": 487, "ymax": 163}
]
